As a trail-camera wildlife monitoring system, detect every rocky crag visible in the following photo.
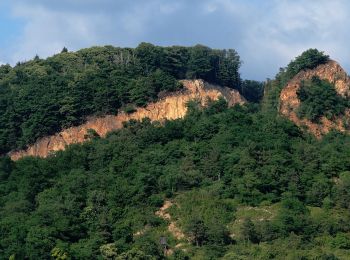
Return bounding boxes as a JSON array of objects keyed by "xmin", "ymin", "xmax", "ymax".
[
  {"xmin": 9, "ymin": 79, "xmax": 245, "ymax": 160},
  {"xmin": 279, "ymin": 60, "xmax": 350, "ymax": 138}
]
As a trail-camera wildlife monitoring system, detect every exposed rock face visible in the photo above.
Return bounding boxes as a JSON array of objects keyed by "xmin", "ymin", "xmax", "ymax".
[
  {"xmin": 9, "ymin": 79, "xmax": 245, "ymax": 160},
  {"xmin": 280, "ymin": 60, "xmax": 350, "ymax": 138}
]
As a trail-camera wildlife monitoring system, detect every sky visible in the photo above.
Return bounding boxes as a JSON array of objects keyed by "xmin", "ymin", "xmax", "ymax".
[{"xmin": 0, "ymin": 0, "xmax": 349, "ymax": 80}]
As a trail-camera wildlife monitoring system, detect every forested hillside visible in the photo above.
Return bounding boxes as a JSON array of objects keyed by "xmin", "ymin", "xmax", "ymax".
[
  {"xmin": 1, "ymin": 46, "xmax": 350, "ymax": 259},
  {"xmin": 0, "ymin": 43, "xmax": 255, "ymax": 155},
  {"xmin": 1, "ymin": 100, "xmax": 350, "ymax": 259},
  {"xmin": 263, "ymin": 49, "xmax": 330, "ymax": 113}
]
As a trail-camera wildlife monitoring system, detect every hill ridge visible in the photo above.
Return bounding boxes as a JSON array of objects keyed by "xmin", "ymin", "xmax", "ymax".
[
  {"xmin": 279, "ymin": 60, "xmax": 350, "ymax": 137},
  {"xmin": 9, "ymin": 79, "xmax": 245, "ymax": 160}
]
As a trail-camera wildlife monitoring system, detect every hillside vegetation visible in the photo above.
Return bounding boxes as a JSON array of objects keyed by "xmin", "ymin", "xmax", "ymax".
[
  {"xmin": 263, "ymin": 49, "xmax": 329, "ymax": 112},
  {"xmin": 1, "ymin": 100, "xmax": 350, "ymax": 259},
  {"xmin": 0, "ymin": 43, "xmax": 251, "ymax": 154},
  {"xmin": 1, "ymin": 47, "xmax": 350, "ymax": 259},
  {"xmin": 297, "ymin": 76, "xmax": 350, "ymax": 122}
]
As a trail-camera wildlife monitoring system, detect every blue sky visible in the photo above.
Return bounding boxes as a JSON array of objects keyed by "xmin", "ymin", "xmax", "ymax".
[{"xmin": 0, "ymin": 0, "xmax": 349, "ymax": 80}]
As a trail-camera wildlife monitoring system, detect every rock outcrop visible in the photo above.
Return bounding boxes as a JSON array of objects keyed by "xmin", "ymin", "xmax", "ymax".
[
  {"xmin": 279, "ymin": 60, "xmax": 350, "ymax": 138},
  {"xmin": 9, "ymin": 79, "xmax": 245, "ymax": 160}
]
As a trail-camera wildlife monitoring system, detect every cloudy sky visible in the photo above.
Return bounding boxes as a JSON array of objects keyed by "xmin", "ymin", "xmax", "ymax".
[{"xmin": 0, "ymin": 0, "xmax": 349, "ymax": 80}]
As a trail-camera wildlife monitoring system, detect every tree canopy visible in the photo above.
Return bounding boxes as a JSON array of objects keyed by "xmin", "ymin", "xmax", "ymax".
[
  {"xmin": 0, "ymin": 43, "xmax": 242, "ymax": 154},
  {"xmin": 1, "ymin": 100, "xmax": 350, "ymax": 259},
  {"xmin": 1, "ymin": 47, "xmax": 350, "ymax": 259},
  {"xmin": 285, "ymin": 48, "xmax": 329, "ymax": 80},
  {"xmin": 263, "ymin": 48, "xmax": 330, "ymax": 112},
  {"xmin": 297, "ymin": 76, "xmax": 350, "ymax": 122}
]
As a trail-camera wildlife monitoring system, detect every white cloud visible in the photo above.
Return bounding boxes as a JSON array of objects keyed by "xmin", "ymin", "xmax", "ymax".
[
  {"xmin": 3, "ymin": 0, "xmax": 350, "ymax": 79},
  {"xmin": 7, "ymin": 0, "xmax": 188, "ymax": 63},
  {"xmin": 10, "ymin": 3, "xmax": 109, "ymax": 63},
  {"xmin": 213, "ymin": 0, "xmax": 350, "ymax": 79}
]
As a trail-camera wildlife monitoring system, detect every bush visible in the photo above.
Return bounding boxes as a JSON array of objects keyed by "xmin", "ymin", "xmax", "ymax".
[
  {"xmin": 285, "ymin": 49, "xmax": 329, "ymax": 80},
  {"xmin": 297, "ymin": 77, "xmax": 349, "ymax": 122}
]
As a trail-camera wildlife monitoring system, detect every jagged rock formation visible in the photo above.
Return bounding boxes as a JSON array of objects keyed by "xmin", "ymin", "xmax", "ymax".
[
  {"xmin": 279, "ymin": 60, "xmax": 350, "ymax": 138},
  {"xmin": 9, "ymin": 80, "xmax": 245, "ymax": 160}
]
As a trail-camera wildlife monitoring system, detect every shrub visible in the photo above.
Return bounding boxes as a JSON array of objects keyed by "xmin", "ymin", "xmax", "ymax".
[{"xmin": 297, "ymin": 77, "xmax": 349, "ymax": 122}]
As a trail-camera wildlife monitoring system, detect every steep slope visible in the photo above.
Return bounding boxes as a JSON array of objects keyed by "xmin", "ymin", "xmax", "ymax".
[
  {"xmin": 279, "ymin": 60, "xmax": 350, "ymax": 137},
  {"xmin": 9, "ymin": 79, "xmax": 245, "ymax": 160},
  {"xmin": 0, "ymin": 44, "xmax": 243, "ymax": 155}
]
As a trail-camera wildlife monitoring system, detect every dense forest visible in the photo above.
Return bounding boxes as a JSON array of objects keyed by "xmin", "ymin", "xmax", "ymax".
[
  {"xmin": 1, "ymin": 47, "xmax": 350, "ymax": 259},
  {"xmin": 0, "ymin": 43, "xmax": 259, "ymax": 155}
]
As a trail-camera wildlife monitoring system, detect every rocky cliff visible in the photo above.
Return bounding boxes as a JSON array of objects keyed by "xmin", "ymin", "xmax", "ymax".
[
  {"xmin": 279, "ymin": 60, "xmax": 350, "ymax": 138},
  {"xmin": 9, "ymin": 80, "xmax": 245, "ymax": 160}
]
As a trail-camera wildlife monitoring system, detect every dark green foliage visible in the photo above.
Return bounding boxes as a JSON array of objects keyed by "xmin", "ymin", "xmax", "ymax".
[
  {"xmin": 241, "ymin": 218, "xmax": 259, "ymax": 243},
  {"xmin": 0, "ymin": 43, "xmax": 242, "ymax": 154},
  {"xmin": 1, "ymin": 46, "xmax": 350, "ymax": 259},
  {"xmin": 297, "ymin": 77, "xmax": 350, "ymax": 122},
  {"xmin": 262, "ymin": 49, "xmax": 330, "ymax": 113},
  {"xmin": 0, "ymin": 156, "xmax": 12, "ymax": 181},
  {"xmin": 241, "ymin": 80, "xmax": 264, "ymax": 103},
  {"xmin": 175, "ymin": 190, "xmax": 234, "ymax": 246},
  {"xmin": 276, "ymin": 197, "xmax": 310, "ymax": 236},
  {"xmin": 186, "ymin": 45, "xmax": 213, "ymax": 80},
  {"xmin": 285, "ymin": 49, "xmax": 329, "ymax": 80},
  {"xmin": 333, "ymin": 171, "xmax": 350, "ymax": 209},
  {"xmin": 331, "ymin": 233, "xmax": 350, "ymax": 249},
  {"xmin": 1, "ymin": 101, "xmax": 350, "ymax": 259}
]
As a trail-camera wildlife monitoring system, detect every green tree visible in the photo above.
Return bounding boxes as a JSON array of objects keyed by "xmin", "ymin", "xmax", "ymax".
[
  {"xmin": 285, "ymin": 48, "xmax": 329, "ymax": 79},
  {"xmin": 297, "ymin": 77, "xmax": 349, "ymax": 122},
  {"xmin": 276, "ymin": 197, "xmax": 311, "ymax": 236},
  {"xmin": 333, "ymin": 171, "xmax": 350, "ymax": 209},
  {"xmin": 241, "ymin": 80, "xmax": 264, "ymax": 103},
  {"xmin": 187, "ymin": 45, "xmax": 212, "ymax": 80},
  {"xmin": 241, "ymin": 218, "xmax": 259, "ymax": 243}
]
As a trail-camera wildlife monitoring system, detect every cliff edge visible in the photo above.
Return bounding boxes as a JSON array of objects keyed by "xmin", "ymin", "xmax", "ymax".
[
  {"xmin": 279, "ymin": 60, "xmax": 350, "ymax": 138},
  {"xmin": 9, "ymin": 80, "xmax": 245, "ymax": 160}
]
